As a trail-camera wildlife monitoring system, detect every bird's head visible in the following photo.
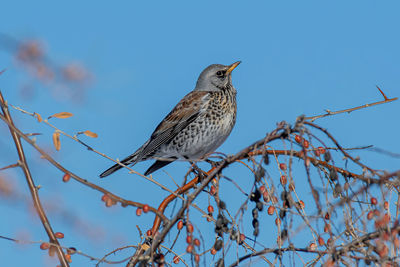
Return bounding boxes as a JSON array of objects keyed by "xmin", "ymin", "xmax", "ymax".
[{"xmin": 194, "ymin": 61, "xmax": 241, "ymax": 92}]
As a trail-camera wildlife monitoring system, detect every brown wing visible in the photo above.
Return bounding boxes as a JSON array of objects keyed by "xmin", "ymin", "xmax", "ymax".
[{"xmin": 134, "ymin": 90, "xmax": 209, "ymax": 162}]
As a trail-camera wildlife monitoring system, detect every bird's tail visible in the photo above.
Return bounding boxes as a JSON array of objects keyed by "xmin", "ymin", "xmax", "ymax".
[{"xmin": 99, "ymin": 153, "xmax": 138, "ymax": 178}]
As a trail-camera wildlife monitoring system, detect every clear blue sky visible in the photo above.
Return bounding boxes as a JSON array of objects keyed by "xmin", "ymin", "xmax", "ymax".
[{"xmin": 0, "ymin": 1, "xmax": 399, "ymax": 266}]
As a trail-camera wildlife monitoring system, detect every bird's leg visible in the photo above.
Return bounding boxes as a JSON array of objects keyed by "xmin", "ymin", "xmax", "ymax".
[{"xmin": 189, "ymin": 161, "xmax": 208, "ymax": 183}]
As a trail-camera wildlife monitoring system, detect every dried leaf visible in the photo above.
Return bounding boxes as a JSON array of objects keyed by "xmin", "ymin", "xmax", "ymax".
[
  {"xmin": 49, "ymin": 112, "xmax": 73, "ymax": 119},
  {"xmin": 141, "ymin": 243, "xmax": 150, "ymax": 250},
  {"xmin": 52, "ymin": 132, "xmax": 61, "ymax": 151},
  {"xmin": 83, "ymin": 130, "xmax": 98, "ymax": 138},
  {"xmin": 35, "ymin": 113, "xmax": 43, "ymax": 123}
]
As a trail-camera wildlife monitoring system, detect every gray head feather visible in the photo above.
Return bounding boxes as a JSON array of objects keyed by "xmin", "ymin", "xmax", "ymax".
[{"xmin": 194, "ymin": 62, "xmax": 240, "ymax": 92}]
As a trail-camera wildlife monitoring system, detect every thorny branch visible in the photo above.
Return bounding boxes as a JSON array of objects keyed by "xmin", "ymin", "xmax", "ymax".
[
  {"xmin": 0, "ymin": 105, "xmax": 168, "ymax": 223},
  {"xmin": 1, "ymin": 84, "xmax": 398, "ymax": 266},
  {"xmin": 0, "ymin": 92, "xmax": 69, "ymax": 267},
  {"xmin": 304, "ymin": 86, "xmax": 397, "ymax": 122}
]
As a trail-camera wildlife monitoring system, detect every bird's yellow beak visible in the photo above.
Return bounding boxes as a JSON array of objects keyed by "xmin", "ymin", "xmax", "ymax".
[{"xmin": 226, "ymin": 61, "xmax": 241, "ymax": 74}]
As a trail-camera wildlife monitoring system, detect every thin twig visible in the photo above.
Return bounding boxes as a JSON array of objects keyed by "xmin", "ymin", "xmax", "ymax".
[
  {"xmin": 0, "ymin": 109, "xmax": 168, "ymax": 223},
  {"xmin": 0, "ymin": 91, "xmax": 69, "ymax": 267},
  {"xmin": 304, "ymin": 86, "xmax": 397, "ymax": 122}
]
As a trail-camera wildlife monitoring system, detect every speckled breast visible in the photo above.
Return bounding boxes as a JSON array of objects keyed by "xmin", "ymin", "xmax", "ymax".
[{"xmin": 159, "ymin": 88, "xmax": 237, "ymax": 160}]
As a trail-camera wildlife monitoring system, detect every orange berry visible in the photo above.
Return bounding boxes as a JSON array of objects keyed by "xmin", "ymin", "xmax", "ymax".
[
  {"xmin": 62, "ymin": 173, "xmax": 71, "ymax": 182},
  {"xmin": 317, "ymin": 147, "xmax": 326, "ymax": 154},
  {"xmin": 267, "ymin": 206, "xmax": 275, "ymax": 215},
  {"xmin": 105, "ymin": 198, "xmax": 113, "ymax": 207},
  {"xmin": 367, "ymin": 211, "xmax": 374, "ymax": 220},
  {"xmin": 309, "ymin": 242, "xmax": 317, "ymax": 251},
  {"xmin": 378, "ymin": 244, "xmax": 388, "ymax": 257},
  {"xmin": 194, "ymin": 254, "xmax": 200, "ymax": 262},
  {"xmin": 136, "ymin": 208, "xmax": 143, "ymax": 216},
  {"xmin": 384, "ymin": 201, "xmax": 389, "ymax": 210},
  {"xmin": 173, "ymin": 255, "xmax": 180, "ymax": 264},
  {"xmin": 177, "ymin": 220, "xmax": 184, "ymax": 230},
  {"xmin": 186, "ymin": 235, "xmax": 192, "ymax": 243},
  {"xmin": 40, "ymin": 242, "xmax": 50, "ymax": 250},
  {"xmin": 324, "ymin": 212, "xmax": 330, "ymax": 220},
  {"xmin": 54, "ymin": 232, "xmax": 64, "ymax": 239},
  {"xmin": 240, "ymin": 233, "xmax": 245, "ymax": 242},
  {"xmin": 299, "ymin": 200, "xmax": 305, "ymax": 209},
  {"xmin": 318, "ymin": 236, "xmax": 325, "ymax": 246},
  {"xmin": 275, "ymin": 218, "xmax": 281, "ymax": 225},
  {"xmin": 143, "ymin": 204, "xmax": 150, "ymax": 213},
  {"xmin": 371, "ymin": 197, "xmax": 378, "ymax": 205},
  {"xmin": 101, "ymin": 194, "xmax": 109, "ymax": 202},
  {"xmin": 186, "ymin": 244, "xmax": 193, "ymax": 253},
  {"xmin": 324, "ymin": 223, "xmax": 331, "ymax": 233},
  {"xmin": 210, "ymin": 248, "xmax": 217, "ymax": 255},
  {"xmin": 263, "ymin": 191, "xmax": 270, "ymax": 202},
  {"xmin": 280, "ymin": 175, "xmax": 287, "ymax": 185},
  {"xmin": 303, "ymin": 140, "xmax": 309, "ymax": 148},
  {"xmin": 194, "ymin": 238, "xmax": 200, "ymax": 247},
  {"xmin": 259, "ymin": 185, "xmax": 266, "ymax": 193},
  {"xmin": 146, "ymin": 229, "xmax": 152, "ymax": 236},
  {"xmin": 65, "ymin": 254, "xmax": 72, "ymax": 263},
  {"xmin": 294, "ymin": 135, "xmax": 302, "ymax": 143},
  {"xmin": 279, "ymin": 163, "xmax": 287, "ymax": 171},
  {"xmin": 207, "ymin": 205, "xmax": 214, "ymax": 213},
  {"xmin": 210, "ymin": 185, "xmax": 216, "ymax": 195},
  {"xmin": 187, "ymin": 223, "xmax": 194, "ymax": 233}
]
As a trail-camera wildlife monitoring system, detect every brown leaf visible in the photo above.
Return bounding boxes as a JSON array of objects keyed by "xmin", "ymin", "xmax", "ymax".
[
  {"xmin": 35, "ymin": 113, "xmax": 43, "ymax": 123},
  {"xmin": 83, "ymin": 130, "xmax": 98, "ymax": 138},
  {"xmin": 49, "ymin": 112, "xmax": 73, "ymax": 119},
  {"xmin": 52, "ymin": 132, "xmax": 61, "ymax": 151}
]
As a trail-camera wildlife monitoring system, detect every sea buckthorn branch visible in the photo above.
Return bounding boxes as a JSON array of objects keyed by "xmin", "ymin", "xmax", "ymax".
[
  {"xmin": 0, "ymin": 94, "xmax": 168, "ymax": 224},
  {"xmin": 9, "ymin": 104, "xmax": 180, "ymax": 194},
  {"xmin": 0, "ymin": 234, "xmax": 127, "ymax": 265},
  {"xmin": 9, "ymin": 103, "xmax": 217, "ymax": 220},
  {"xmin": 304, "ymin": 121, "xmax": 378, "ymax": 175},
  {"xmin": 304, "ymin": 86, "xmax": 397, "ymax": 122},
  {"xmin": 136, "ymin": 118, "xmax": 398, "ymax": 266},
  {"xmin": 128, "ymin": 122, "xmax": 290, "ymax": 265},
  {"xmin": 228, "ymin": 224, "xmax": 400, "ymax": 267},
  {"xmin": 0, "ymin": 92, "xmax": 69, "ymax": 267}
]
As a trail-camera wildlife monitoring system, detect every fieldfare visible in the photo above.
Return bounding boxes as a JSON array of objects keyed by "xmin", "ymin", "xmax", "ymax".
[{"xmin": 100, "ymin": 61, "xmax": 240, "ymax": 177}]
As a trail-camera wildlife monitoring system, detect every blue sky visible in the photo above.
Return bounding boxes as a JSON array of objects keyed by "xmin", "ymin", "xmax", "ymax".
[{"xmin": 0, "ymin": 1, "xmax": 399, "ymax": 266}]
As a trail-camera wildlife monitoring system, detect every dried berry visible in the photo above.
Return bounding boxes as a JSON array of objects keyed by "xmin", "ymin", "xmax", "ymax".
[
  {"xmin": 214, "ymin": 239, "xmax": 223, "ymax": 251},
  {"xmin": 252, "ymin": 208, "xmax": 259, "ymax": 219},
  {"xmin": 250, "ymin": 189, "xmax": 261, "ymax": 202},
  {"xmin": 256, "ymin": 201, "xmax": 263, "ymax": 211},
  {"xmin": 255, "ymin": 166, "xmax": 265, "ymax": 182},
  {"xmin": 252, "ymin": 218, "xmax": 259, "ymax": 228}
]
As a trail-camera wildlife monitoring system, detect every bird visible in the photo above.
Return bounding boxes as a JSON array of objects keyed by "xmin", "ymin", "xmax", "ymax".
[{"xmin": 100, "ymin": 61, "xmax": 240, "ymax": 178}]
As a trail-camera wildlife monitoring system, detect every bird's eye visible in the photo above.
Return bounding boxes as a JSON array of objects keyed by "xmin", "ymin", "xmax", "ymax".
[{"xmin": 216, "ymin": 71, "xmax": 224, "ymax": 77}]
